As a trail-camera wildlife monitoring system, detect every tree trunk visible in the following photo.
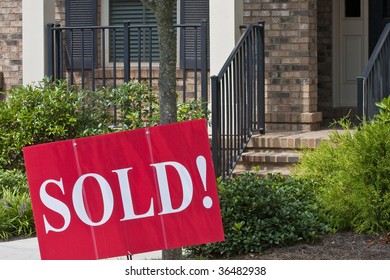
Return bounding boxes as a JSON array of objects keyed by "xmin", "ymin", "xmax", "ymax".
[
  {"xmin": 140, "ymin": 0, "xmax": 181, "ymax": 260},
  {"xmin": 142, "ymin": 0, "xmax": 177, "ymax": 125}
]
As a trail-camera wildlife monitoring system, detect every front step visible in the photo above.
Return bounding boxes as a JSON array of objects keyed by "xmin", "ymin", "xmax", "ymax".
[{"xmin": 233, "ymin": 130, "xmax": 336, "ymax": 177}]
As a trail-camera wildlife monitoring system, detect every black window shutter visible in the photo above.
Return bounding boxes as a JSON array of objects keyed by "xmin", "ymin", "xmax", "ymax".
[
  {"xmin": 109, "ymin": 0, "xmax": 176, "ymax": 63},
  {"xmin": 65, "ymin": 0, "xmax": 98, "ymax": 69},
  {"xmin": 180, "ymin": 0, "xmax": 209, "ymax": 69}
]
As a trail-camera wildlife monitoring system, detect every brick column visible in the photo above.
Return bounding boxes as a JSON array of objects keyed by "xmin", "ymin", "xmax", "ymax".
[
  {"xmin": 0, "ymin": 0, "xmax": 23, "ymax": 91},
  {"xmin": 244, "ymin": 0, "xmax": 322, "ymax": 131}
]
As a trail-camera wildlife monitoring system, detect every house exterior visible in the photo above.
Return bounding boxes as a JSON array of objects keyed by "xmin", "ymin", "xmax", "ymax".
[{"xmin": 1, "ymin": 0, "xmax": 388, "ymax": 130}]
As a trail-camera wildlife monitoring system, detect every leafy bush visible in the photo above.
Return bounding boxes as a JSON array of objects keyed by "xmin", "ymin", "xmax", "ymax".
[
  {"xmin": 177, "ymin": 99, "xmax": 209, "ymax": 123},
  {"xmin": 0, "ymin": 79, "xmax": 209, "ymax": 169},
  {"xmin": 112, "ymin": 82, "xmax": 160, "ymax": 129},
  {"xmin": 375, "ymin": 95, "xmax": 390, "ymax": 123},
  {"xmin": 186, "ymin": 173, "xmax": 329, "ymax": 258},
  {"xmin": 293, "ymin": 103, "xmax": 390, "ymax": 234},
  {"xmin": 112, "ymin": 82, "xmax": 209, "ymax": 128},
  {"xmin": 0, "ymin": 79, "xmax": 113, "ymax": 170},
  {"xmin": 0, "ymin": 169, "xmax": 34, "ymax": 240}
]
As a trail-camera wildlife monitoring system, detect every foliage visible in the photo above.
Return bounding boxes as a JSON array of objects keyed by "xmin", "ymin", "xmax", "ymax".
[
  {"xmin": 0, "ymin": 79, "xmax": 113, "ymax": 170},
  {"xmin": 0, "ymin": 169, "xmax": 34, "ymax": 240},
  {"xmin": 0, "ymin": 79, "xmax": 209, "ymax": 171},
  {"xmin": 177, "ymin": 100, "xmax": 209, "ymax": 123},
  {"xmin": 293, "ymin": 104, "xmax": 390, "ymax": 234},
  {"xmin": 186, "ymin": 173, "xmax": 329, "ymax": 258},
  {"xmin": 75, "ymin": 88, "xmax": 115, "ymax": 137},
  {"xmin": 375, "ymin": 95, "xmax": 390, "ymax": 123},
  {"xmin": 112, "ymin": 82, "xmax": 160, "ymax": 129},
  {"xmin": 112, "ymin": 82, "xmax": 209, "ymax": 128}
]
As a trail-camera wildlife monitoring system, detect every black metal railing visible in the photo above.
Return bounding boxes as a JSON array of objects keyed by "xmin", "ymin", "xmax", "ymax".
[
  {"xmin": 211, "ymin": 22, "xmax": 265, "ymax": 179},
  {"xmin": 357, "ymin": 23, "xmax": 390, "ymax": 121},
  {"xmin": 47, "ymin": 20, "xmax": 208, "ymax": 103}
]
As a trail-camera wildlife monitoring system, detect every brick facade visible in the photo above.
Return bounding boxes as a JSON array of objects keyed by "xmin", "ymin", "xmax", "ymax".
[
  {"xmin": 244, "ymin": 0, "xmax": 323, "ymax": 131},
  {"xmin": 0, "ymin": 0, "xmax": 65, "ymax": 92},
  {"xmin": 317, "ymin": 0, "xmax": 333, "ymax": 124},
  {"xmin": 0, "ymin": 0, "xmax": 22, "ymax": 91},
  {"xmin": 1, "ymin": 0, "xmax": 336, "ymax": 130}
]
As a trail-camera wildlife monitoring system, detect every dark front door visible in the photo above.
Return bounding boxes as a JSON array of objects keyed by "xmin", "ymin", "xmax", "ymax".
[{"xmin": 369, "ymin": 0, "xmax": 390, "ymax": 54}]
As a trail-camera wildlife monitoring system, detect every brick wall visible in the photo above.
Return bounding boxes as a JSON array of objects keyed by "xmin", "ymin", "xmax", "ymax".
[
  {"xmin": 317, "ymin": 0, "xmax": 334, "ymax": 125},
  {"xmin": 0, "ymin": 0, "xmax": 22, "ymax": 91},
  {"xmin": 244, "ymin": 0, "xmax": 322, "ymax": 131},
  {"xmin": 0, "ymin": 0, "xmax": 66, "ymax": 92}
]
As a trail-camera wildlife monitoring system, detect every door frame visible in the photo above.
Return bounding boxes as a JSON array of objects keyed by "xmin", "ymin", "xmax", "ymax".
[{"xmin": 332, "ymin": 0, "xmax": 369, "ymax": 107}]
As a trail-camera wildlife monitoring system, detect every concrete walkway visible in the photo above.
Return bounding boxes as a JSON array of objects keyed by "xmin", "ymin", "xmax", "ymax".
[{"xmin": 0, "ymin": 237, "xmax": 161, "ymax": 260}]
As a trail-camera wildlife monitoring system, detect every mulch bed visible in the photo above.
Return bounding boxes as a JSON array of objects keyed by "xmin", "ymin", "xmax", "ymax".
[{"xmin": 236, "ymin": 232, "xmax": 390, "ymax": 260}]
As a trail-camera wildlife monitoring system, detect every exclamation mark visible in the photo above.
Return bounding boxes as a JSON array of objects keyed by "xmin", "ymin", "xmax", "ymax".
[{"xmin": 196, "ymin": 155, "xmax": 213, "ymax": 209}]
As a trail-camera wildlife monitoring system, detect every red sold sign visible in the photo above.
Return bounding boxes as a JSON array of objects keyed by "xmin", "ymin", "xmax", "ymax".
[{"xmin": 23, "ymin": 119, "xmax": 224, "ymax": 260}]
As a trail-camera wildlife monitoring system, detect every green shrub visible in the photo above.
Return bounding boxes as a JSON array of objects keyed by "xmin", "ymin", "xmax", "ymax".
[
  {"xmin": 293, "ymin": 107, "xmax": 390, "ymax": 234},
  {"xmin": 112, "ymin": 82, "xmax": 160, "ymax": 130},
  {"xmin": 177, "ymin": 99, "xmax": 209, "ymax": 123},
  {"xmin": 186, "ymin": 173, "xmax": 329, "ymax": 258},
  {"xmin": 375, "ymin": 95, "xmax": 390, "ymax": 123},
  {"xmin": 0, "ymin": 169, "xmax": 34, "ymax": 240},
  {"xmin": 112, "ymin": 82, "xmax": 209, "ymax": 129},
  {"xmin": 0, "ymin": 79, "xmax": 210, "ymax": 170},
  {"xmin": 0, "ymin": 79, "xmax": 113, "ymax": 170}
]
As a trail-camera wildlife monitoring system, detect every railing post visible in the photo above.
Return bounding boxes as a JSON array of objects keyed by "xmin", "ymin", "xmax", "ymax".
[
  {"xmin": 123, "ymin": 21, "xmax": 130, "ymax": 83},
  {"xmin": 257, "ymin": 21, "xmax": 265, "ymax": 134},
  {"xmin": 201, "ymin": 19, "xmax": 208, "ymax": 107},
  {"xmin": 47, "ymin": 23, "xmax": 55, "ymax": 81},
  {"xmin": 58, "ymin": 27, "xmax": 64, "ymax": 80},
  {"xmin": 357, "ymin": 76, "xmax": 365, "ymax": 123},
  {"xmin": 247, "ymin": 27, "xmax": 253, "ymax": 132},
  {"xmin": 54, "ymin": 24, "xmax": 62, "ymax": 82},
  {"xmin": 211, "ymin": 75, "xmax": 221, "ymax": 178}
]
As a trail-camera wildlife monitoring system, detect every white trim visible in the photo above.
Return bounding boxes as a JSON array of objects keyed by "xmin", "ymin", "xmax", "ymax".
[
  {"xmin": 101, "ymin": 0, "xmax": 110, "ymax": 65},
  {"xmin": 209, "ymin": 0, "xmax": 243, "ymax": 76},
  {"xmin": 22, "ymin": 0, "xmax": 55, "ymax": 85},
  {"xmin": 332, "ymin": 0, "xmax": 369, "ymax": 107}
]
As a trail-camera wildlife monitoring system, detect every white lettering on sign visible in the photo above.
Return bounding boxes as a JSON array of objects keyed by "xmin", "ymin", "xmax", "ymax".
[
  {"xmin": 72, "ymin": 173, "xmax": 114, "ymax": 226},
  {"xmin": 150, "ymin": 161, "xmax": 193, "ymax": 215},
  {"xmin": 39, "ymin": 157, "xmax": 212, "ymax": 234},
  {"xmin": 39, "ymin": 179, "xmax": 71, "ymax": 234},
  {"xmin": 113, "ymin": 167, "xmax": 155, "ymax": 221}
]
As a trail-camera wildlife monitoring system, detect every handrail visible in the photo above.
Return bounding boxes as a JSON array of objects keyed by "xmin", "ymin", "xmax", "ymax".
[
  {"xmin": 47, "ymin": 20, "xmax": 208, "ymax": 104},
  {"xmin": 357, "ymin": 23, "xmax": 390, "ymax": 121},
  {"xmin": 211, "ymin": 21, "xmax": 265, "ymax": 180}
]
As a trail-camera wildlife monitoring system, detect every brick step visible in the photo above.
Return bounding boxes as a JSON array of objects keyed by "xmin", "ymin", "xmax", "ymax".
[
  {"xmin": 231, "ymin": 130, "xmax": 337, "ymax": 179},
  {"xmin": 241, "ymin": 151, "xmax": 301, "ymax": 164},
  {"xmin": 232, "ymin": 168, "xmax": 292, "ymax": 178},
  {"xmin": 235, "ymin": 151, "xmax": 300, "ymax": 173},
  {"xmin": 247, "ymin": 130, "xmax": 334, "ymax": 149}
]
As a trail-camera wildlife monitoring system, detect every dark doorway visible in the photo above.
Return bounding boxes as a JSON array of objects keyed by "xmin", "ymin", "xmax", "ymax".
[{"xmin": 369, "ymin": 0, "xmax": 390, "ymax": 54}]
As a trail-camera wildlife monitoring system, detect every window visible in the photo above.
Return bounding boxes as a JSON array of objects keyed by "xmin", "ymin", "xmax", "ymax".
[
  {"xmin": 345, "ymin": 0, "xmax": 361, "ymax": 18},
  {"xmin": 109, "ymin": 0, "xmax": 175, "ymax": 62},
  {"xmin": 109, "ymin": 0, "xmax": 209, "ymax": 68},
  {"xmin": 384, "ymin": 0, "xmax": 390, "ymax": 18}
]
